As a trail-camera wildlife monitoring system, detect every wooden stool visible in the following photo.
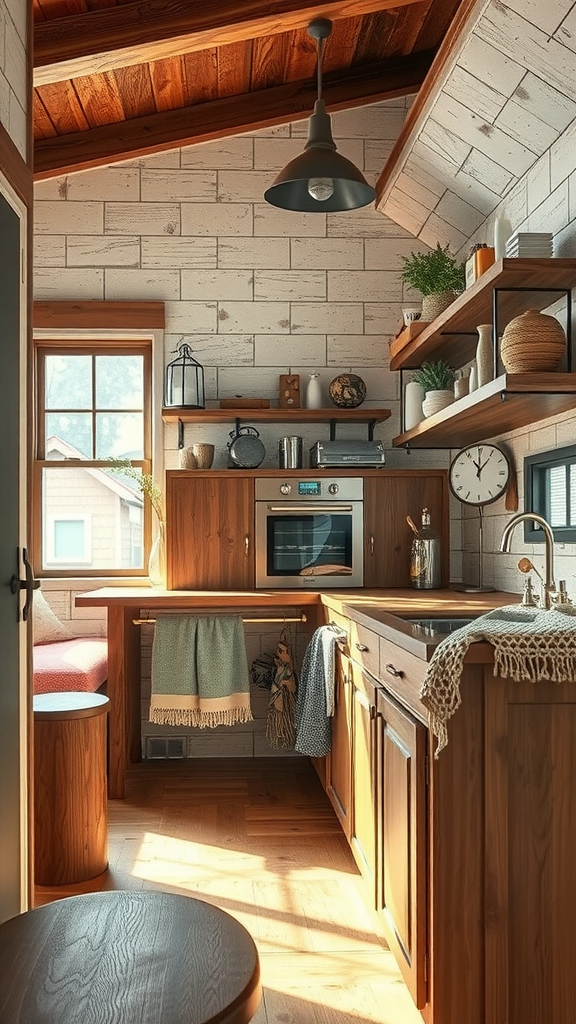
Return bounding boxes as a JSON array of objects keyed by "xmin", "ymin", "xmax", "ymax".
[
  {"xmin": 34, "ymin": 691, "xmax": 109, "ymax": 885},
  {"xmin": 0, "ymin": 891, "xmax": 262, "ymax": 1024}
]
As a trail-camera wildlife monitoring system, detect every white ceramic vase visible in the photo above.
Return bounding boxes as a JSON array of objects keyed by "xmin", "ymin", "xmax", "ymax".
[
  {"xmin": 148, "ymin": 520, "xmax": 167, "ymax": 588},
  {"xmin": 305, "ymin": 373, "xmax": 322, "ymax": 409},
  {"xmin": 468, "ymin": 361, "xmax": 478, "ymax": 393},
  {"xmin": 493, "ymin": 217, "xmax": 512, "ymax": 260},
  {"xmin": 404, "ymin": 381, "xmax": 425, "ymax": 430},
  {"xmin": 422, "ymin": 390, "xmax": 454, "ymax": 418},
  {"xmin": 475, "ymin": 324, "xmax": 494, "ymax": 388}
]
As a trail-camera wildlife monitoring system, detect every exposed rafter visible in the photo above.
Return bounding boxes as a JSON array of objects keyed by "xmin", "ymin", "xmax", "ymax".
[
  {"xmin": 34, "ymin": 51, "xmax": 434, "ymax": 179},
  {"xmin": 34, "ymin": 0, "xmax": 421, "ymax": 86}
]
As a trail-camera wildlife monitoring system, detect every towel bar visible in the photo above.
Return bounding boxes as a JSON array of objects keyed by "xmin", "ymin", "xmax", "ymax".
[{"xmin": 133, "ymin": 612, "xmax": 308, "ymax": 625}]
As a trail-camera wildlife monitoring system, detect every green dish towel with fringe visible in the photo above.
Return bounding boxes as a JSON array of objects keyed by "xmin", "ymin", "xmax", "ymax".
[{"xmin": 150, "ymin": 615, "xmax": 253, "ymax": 727}]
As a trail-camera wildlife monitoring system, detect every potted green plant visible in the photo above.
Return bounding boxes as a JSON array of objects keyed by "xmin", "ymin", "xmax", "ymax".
[
  {"xmin": 401, "ymin": 242, "xmax": 466, "ymax": 321},
  {"xmin": 412, "ymin": 360, "xmax": 455, "ymax": 418}
]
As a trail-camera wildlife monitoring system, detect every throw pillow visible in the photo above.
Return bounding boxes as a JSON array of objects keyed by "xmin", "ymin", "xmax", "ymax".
[{"xmin": 33, "ymin": 589, "xmax": 74, "ymax": 645}]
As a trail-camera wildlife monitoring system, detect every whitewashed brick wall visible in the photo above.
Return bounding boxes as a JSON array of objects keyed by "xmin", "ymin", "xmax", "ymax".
[
  {"xmin": 453, "ymin": 114, "xmax": 576, "ymax": 597},
  {"xmin": 0, "ymin": 0, "xmax": 27, "ymax": 157},
  {"xmin": 34, "ymin": 98, "xmax": 445, "ymax": 478}
]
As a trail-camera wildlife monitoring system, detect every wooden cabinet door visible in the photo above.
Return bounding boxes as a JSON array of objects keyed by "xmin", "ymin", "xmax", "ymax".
[
  {"xmin": 325, "ymin": 648, "xmax": 352, "ymax": 839},
  {"xmin": 364, "ymin": 472, "xmax": 448, "ymax": 587},
  {"xmin": 375, "ymin": 686, "xmax": 427, "ymax": 1008},
  {"xmin": 350, "ymin": 663, "xmax": 377, "ymax": 889},
  {"xmin": 166, "ymin": 475, "xmax": 254, "ymax": 589}
]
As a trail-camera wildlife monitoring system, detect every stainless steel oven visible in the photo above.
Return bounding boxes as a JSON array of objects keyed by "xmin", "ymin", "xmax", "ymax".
[{"xmin": 255, "ymin": 477, "xmax": 363, "ymax": 588}]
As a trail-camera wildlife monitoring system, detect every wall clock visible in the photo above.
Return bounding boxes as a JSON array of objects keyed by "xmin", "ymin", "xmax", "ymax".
[{"xmin": 449, "ymin": 443, "xmax": 510, "ymax": 592}]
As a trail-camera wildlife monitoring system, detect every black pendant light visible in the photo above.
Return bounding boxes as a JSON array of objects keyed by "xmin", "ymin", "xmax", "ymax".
[{"xmin": 264, "ymin": 19, "xmax": 376, "ymax": 213}]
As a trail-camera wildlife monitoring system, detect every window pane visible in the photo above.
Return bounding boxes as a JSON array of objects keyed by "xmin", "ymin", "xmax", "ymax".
[
  {"xmin": 46, "ymin": 413, "xmax": 93, "ymax": 459},
  {"xmin": 95, "ymin": 412, "xmax": 144, "ymax": 459},
  {"xmin": 54, "ymin": 520, "xmax": 85, "ymax": 560},
  {"xmin": 42, "ymin": 467, "xmax": 144, "ymax": 570},
  {"xmin": 548, "ymin": 466, "xmax": 567, "ymax": 527},
  {"xmin": 95, "ymin": 355, "xmax": 144, "ymax": 410},
  {"xmin": 571, "ymin": 466, "xmax": 576, "ymax": 527},
  {"xmin": 45, "ymin": 355, "xmax": 92, "ymax": 409}
]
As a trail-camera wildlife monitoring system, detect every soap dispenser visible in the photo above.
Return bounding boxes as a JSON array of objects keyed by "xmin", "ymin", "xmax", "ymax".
[{"xmin": 409, "ymin": 507, "xmax": 441, "ymax": 589}]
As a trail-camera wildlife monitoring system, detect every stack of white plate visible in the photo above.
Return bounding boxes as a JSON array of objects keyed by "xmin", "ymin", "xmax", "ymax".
[{"xmin": 505, "ymin": 231, "xmax": 553, "ymax": 257}]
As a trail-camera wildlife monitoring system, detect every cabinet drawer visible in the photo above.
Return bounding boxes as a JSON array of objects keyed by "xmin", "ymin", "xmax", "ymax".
[
  {"xmin": 349, "ymin": 621, "xmax": 380, "ymax": 679},
  {"xmin": 379, "ymin": 638, "xmax": 428, "ymax": 722}
]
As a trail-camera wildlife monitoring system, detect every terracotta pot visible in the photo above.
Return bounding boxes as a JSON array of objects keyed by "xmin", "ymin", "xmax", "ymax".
[{"xmin": 500, "ymin": 309, "xmax": 566, "ymax": 372}]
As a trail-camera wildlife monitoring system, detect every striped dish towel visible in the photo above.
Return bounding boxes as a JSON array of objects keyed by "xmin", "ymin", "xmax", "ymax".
[{"xmin": 150, "ymin": 615, "xmax": 253, "ymax": 727}]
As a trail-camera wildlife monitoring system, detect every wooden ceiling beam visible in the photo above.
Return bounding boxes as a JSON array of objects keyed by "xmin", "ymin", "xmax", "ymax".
[
  {"xmin": 34, "ymin": 51, "xmax": 434, "ymax": 179},
  {"xmin": 34, "ymin": 0, "xmax": 422, "ymax": 87}
]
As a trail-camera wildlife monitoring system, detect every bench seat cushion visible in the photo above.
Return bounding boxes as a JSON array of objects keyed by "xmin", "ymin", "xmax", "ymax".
[{"xmin": 33, "ymin": 638, "xmax": 108, "ymax": 694}]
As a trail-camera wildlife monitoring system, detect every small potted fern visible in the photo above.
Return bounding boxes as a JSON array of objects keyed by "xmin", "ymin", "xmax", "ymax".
[
  {"xmin": 401, "ymin": 243, "xmax": 465, "ymax": 321},
  {"xmin": 412, "ymin": 360, "xmax": 455, "ymax": 418}
]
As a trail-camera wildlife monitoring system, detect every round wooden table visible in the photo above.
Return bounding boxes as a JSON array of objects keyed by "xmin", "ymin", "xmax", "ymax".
[{"xmin": 0, "ymin": 891, "xmax": 261, "ymax": 1024}]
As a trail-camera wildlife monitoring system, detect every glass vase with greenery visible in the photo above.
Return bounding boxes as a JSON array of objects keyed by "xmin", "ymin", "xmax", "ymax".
[{"xmin": 108, "ymin": 459, "xmax": 166, "ymax": 585}]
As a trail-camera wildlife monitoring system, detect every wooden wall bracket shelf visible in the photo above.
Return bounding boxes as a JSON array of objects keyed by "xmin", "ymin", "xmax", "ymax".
[
  {"xmin": 162, "ymin": 407, "xmax": 392, "ymax": 446},
  {"xmin": 394, "ymin": 373, "xmax": 576, "ymax": 449}
]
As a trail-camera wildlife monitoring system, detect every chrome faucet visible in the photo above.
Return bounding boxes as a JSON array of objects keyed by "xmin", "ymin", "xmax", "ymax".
[{"xmin": 499, "ymin": 512, "xmax": 556, "ymax": 609}]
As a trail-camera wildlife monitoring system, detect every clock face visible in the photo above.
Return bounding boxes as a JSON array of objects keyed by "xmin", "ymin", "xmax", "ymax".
[{"xmin": 449, "ymin": 444, "xmax": 510, "ymax": 507}]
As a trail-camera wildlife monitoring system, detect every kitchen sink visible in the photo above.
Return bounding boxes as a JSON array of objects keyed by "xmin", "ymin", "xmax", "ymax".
[{"xmin": 404, "ymin": 617, "xmax": 478, "ymax": 637}]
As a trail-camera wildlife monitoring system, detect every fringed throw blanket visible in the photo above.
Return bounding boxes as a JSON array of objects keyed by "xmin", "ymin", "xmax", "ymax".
[
  {"xmin": 421, "ymin": 604, "xmax": 576, "ymax": 756},
  {"xmin": 295, "ymin": 625, "xmax": 345, "ymax": 757},
  {"xmin": 150, "ymin": 615, "xmax": 253, "ymax": 727}
]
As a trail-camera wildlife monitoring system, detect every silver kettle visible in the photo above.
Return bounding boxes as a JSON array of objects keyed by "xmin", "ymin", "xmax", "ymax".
[{"xmin": 408, "ymin": 508, "xmax": 441, "ymax": 589}]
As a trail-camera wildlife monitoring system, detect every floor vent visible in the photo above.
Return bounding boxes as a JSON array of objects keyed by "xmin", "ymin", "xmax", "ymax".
[{"xmin": 145, "ymin": 736, "xmax": 186, "ymax": 760}]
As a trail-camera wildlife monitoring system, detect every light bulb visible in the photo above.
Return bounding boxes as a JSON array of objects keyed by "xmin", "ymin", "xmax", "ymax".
[{"xmin": 307, "ymin": 177, "xmax": 334, "ymax": 201}]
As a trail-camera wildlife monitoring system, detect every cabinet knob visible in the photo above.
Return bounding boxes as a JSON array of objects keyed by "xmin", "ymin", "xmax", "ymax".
[
  {"xmin": 355, "ymin": 642, "xmax": 369, "ymax": 652},
  {"xmin": 370, "ymin": 535, "xmax": 374, "ymax": 555},
  {"xmin": 385, "ymin": 663, "xmax": 404, "ymax": 678}
]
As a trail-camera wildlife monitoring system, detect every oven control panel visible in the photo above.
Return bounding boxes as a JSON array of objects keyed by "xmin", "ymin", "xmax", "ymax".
[{"xmin": 255, "ymin": 478, "xmax": 363, "ymax": 501}]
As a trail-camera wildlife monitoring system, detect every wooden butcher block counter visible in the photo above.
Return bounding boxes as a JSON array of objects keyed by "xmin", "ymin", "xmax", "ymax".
[{"xmin": 76, "ymin": 586, "xmax": 516, "ymax": 799}]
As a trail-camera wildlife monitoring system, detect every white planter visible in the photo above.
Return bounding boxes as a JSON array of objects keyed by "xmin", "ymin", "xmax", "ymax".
[
  {"xmin": 404, "ymin": 381, "xmax": 425, "ymax": 430},
  {"xmin": 422, "ymin": 390, "xmax": 454, "ymax": 418}
]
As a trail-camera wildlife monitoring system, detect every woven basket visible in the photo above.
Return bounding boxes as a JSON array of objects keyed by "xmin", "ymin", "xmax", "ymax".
[
  {"xmin": 500, "ymin": 309, "xmax": 566, "ymax": 373},
  {"xmin": 421, "ymin": 291, "xmax": 457, "ymax": 321}
]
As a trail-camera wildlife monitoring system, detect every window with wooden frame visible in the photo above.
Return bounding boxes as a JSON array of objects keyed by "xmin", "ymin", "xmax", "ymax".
[{"xmin": 33, "ymin": 338, "xmax": 154, "ymax": 577}]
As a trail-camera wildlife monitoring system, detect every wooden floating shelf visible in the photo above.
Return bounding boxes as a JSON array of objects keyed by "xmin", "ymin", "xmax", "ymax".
[
  {"xmin": 393, "ymin": 373, "xmax": 576, "ymax": 449},
  {"xmin": 390, "ymin": 258, "xmax": 576, "ymax": 371},
  {"xmin": 162, "ymin": 407, "xmax": 392, "ymax": 424}
]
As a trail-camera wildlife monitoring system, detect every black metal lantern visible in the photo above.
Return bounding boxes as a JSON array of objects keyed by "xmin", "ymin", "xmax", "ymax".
[{"xmin": 165, "ymin": 343, "xmax": 205, "ymax": 409}]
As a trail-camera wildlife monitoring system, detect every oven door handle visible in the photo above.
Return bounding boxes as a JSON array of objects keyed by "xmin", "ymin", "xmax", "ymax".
[{"xmin": 267, "ymin": 505, "xmax": 354, "ymax": 513}]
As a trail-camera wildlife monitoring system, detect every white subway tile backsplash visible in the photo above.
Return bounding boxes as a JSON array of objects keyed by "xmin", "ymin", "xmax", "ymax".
[
  {"xmin": 364, "ymin": 139, "xmax": 395, "ymax": 170},
  {"xmin": 66, "ymin": 168, "xmax": 140, "ymax": 201},
  {"xmin": 165, "ymin": 301, "xmax": 218, "ymax": 334},
  {"xmin": 290, "ymin": 302, "xmax": 364, "ymax": 334},
  {"xmin": 217, "ymin": 301, "xmax": 290, "ymax": 334},
  {"xmin": 218, "ymin": 170, "xmax": 277, "ymax": 203},
  {"xmin": 254, "ymin": 334, "xmax": 327, "ymax": 367},
  {"xmin": 254, "ymin": 137, "xmax": 364, "ymax": 171},
  {"xmin": 105, "ymin": 203, "xmax": 180, "ymax": 235},
  {"xmin": 364, "ymin": 303, "xmax": 403, "ymax": 336},
  {"xmin": 34, "ymin": 268, "xmax": 104, "ymax": 299},
  {"xmin": 364, "ymin": 237, "xmax": 429, "ymax": 271},
  {"xmin": 327, "ymin": 270, "xmax": 401, "ymax": 303},
  {"xmin": 254, "ymin": 204, "xmax": 326, "ymax": 238},
  {"xmin": 181, "ymin": 137, "xmax": 254, "ymax": 169},
  {"xmin": 35, "ymin": 236, "xmax": 66, "ymax": 267},
  {"xmin": 182, "ymin": 202, "xmax": 252, "ymax": 236},
  {"xmin": 67, "ymin": 235, "xmax": 140, "ymax": 267},
  {"xmin": 35, "ymin": 201, "xmax": 104, "ymax": 235},
  {"xmin": 182, "ymin": 270, "xmax": 253, "ymax": 301},
  {"xmin": 254, "ymin": 270, "xmax": 326, "ymax": 301},
  {"xmin": 217, "ymin": 366, "xmax": 288, "ymax": 399},
  {"xmin": 105, "ymin": 269, "xmax": 181, "ymax": 301},
  {"xmin": 179, "ymin": 334, "xmax": 254, "ymax": 365},
  {"xmin": 218, "ymin": 237, "xmax": 290, "ymax": 269},
  {"xmin": 141, "ymin": 169, "xmax": 216, "ymax": 202},
  {"xmin": 142, "ymin": 236, "xmax": 217, "ymax": 268},
  {"xmin": 327, "ymin": 335, "xmax": 388, "ymax": 366},
  {"xmin": 291, "ymin": 237, "xmax": 364, "ymax": 270}
]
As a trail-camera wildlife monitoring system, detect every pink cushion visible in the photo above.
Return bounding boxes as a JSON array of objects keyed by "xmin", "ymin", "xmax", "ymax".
[{"xmin": 33, "ymin": 638, "xmax": 108, "ymax": 694}]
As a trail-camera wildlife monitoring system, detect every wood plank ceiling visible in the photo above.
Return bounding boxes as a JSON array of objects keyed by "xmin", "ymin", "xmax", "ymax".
[{"xmin": 33, "ymin": 0, "xmax": 467, "ymax": 180}]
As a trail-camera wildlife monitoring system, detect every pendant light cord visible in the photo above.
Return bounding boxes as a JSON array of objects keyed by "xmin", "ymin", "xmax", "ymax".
[{"xmin": 316, "ymin": 36, "xmax": 324, "ymax": 101}]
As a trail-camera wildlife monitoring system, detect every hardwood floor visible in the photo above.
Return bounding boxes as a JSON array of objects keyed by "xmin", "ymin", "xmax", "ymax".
[{"xmin": 35, "ymin": 758, "xmax": 421, "ymax": 1024}]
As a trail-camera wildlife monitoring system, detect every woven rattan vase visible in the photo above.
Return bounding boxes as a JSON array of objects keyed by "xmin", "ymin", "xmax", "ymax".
[
  {"xmin": 500, "ymin": 309, "xmax": 566, "ymax": 372},
  {"xmin": 421, "ymin": 291, "xmax": 457, "ymax": 321}
]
